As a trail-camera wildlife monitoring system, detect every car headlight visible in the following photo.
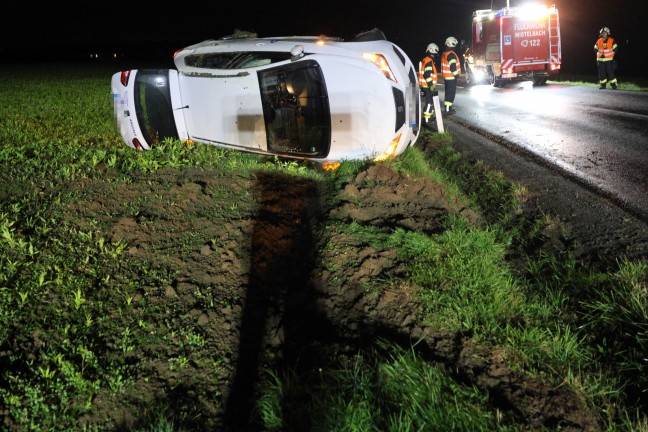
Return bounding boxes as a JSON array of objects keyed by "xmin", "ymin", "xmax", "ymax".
[{"xmin": 362, "ymin": 53, "xmax": 397, "ymax": 82}]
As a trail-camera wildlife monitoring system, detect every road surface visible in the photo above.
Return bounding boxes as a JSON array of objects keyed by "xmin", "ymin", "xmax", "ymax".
[{"xmin": 439, "ymin": 81, "xmax": 648, "ymax": 221}]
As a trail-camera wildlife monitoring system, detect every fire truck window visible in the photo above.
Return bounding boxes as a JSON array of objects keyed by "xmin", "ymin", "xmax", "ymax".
[{"xmin": 475, "ymin": 22, "xmax": 483, "ymax": 43}]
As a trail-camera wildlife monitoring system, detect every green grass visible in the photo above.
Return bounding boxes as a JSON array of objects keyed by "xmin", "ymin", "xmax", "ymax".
[
  {"xmin": 548, "ymin": 73, "xmax": 648, "ymax": 91},
  {"xmin": 0, "ymin": 63, "xmax": 329, "ymax": 430},
  {"xmin": 1, "ymin": 63, "xmax": 647, "ymax": 431},
  {"xmin": 258, "ymin": 343, "xmax": 517, "ymax": 431},
  {"xmin": 388, "ymin": 218, "xmax": 525, "ymax": 335}
]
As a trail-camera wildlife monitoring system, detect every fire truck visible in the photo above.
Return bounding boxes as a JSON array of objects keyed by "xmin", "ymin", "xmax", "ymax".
[{"xmin": 464, "ymin": 3, "xmax": 561, "ymax": 87}]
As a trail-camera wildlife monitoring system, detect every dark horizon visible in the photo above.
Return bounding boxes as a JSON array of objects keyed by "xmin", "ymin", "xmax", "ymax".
[{"xmin": 2, "ymin": 0, "xmax": 646, "ymax": 79}]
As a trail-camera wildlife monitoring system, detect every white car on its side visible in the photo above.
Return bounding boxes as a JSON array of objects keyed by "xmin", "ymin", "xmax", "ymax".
[{"xmin": 111, "ymin": 29, "xmax": 420, "ymax": 168}]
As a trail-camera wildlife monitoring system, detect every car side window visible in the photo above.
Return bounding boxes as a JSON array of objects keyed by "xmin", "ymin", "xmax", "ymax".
[
  {"xmin": 183, "ymin": 52, "xmax": 292, "ymax": 69},
  {"xmin": 184, "ymin": 52, "xmax": 237, "ymax": 69}
]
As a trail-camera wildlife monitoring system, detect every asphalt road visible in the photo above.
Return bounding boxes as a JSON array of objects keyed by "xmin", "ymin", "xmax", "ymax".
[{"xmin": 437, "ymin": 81, "xmax": 648, "ymax": 221}]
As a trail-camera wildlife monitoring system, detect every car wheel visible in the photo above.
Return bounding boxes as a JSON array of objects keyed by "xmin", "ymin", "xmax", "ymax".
[
  {"xmin": 350, "ymin": 28, "xmax": 387, "ymax": 42},
  {"xmin": 493, "ymin": 76, "xmax": 502, "ymax": 88}
]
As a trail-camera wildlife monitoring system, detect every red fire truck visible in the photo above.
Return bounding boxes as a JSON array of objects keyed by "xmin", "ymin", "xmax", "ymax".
[{"xmin": 464, "ymin": 4, "xmax": 561, "ymax": 87}]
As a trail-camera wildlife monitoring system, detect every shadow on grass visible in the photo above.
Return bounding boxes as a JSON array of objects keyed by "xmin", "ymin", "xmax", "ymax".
[{"xmin": 222, "ymin": 171, "xmax": 328, "ymax": 431}]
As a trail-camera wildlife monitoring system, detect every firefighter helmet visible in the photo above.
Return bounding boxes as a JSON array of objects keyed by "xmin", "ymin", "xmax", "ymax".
[
  {"xmin": 599, "ymin": 27, "xmax": 611, "ymax": 35},
  {"xmin": 445, "ymin": 36, "xmax": 458, "ymax": 47},
  {"xmin": 426, "ymin": 43, "xmax": 439, "ymax": 55}
]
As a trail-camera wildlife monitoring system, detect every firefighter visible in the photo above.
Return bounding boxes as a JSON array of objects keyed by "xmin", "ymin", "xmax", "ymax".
[
  {"xmin": 419, "ymin": 43, "xmax": 439, "ymax": 128},
  {"xmin": 441, "ymin": 36, "xmax": 461, "ymax": 115},
  {"xmin": 595, "ymin": 27, "xmax": 618, "ymax": 89}
]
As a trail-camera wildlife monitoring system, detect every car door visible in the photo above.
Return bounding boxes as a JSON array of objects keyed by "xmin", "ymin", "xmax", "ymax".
[{"xmin": 178, "ymin": 71, "xmax": 268, "ymax": 152}]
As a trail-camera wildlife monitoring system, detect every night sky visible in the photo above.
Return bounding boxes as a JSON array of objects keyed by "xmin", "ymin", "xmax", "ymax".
[{"xmin": 3, "ymin": 0, "xmax": 646, "ymax": 78}]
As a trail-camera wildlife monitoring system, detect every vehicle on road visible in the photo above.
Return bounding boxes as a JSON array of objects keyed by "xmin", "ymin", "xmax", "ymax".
[
  {"xmin": 464, "ymin": 4, "xmax": 561, "ymax": 87},
  {"xmin": 111, "ymin": 30, "xmax": 420, "ymax": 169}
]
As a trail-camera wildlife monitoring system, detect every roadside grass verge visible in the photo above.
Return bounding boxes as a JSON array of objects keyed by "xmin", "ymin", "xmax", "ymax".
[
  {"xmin": 259, "ymin": 137, "xmax": 647, "ymax": 430},
  {"xmin": 258, "ymin": 342, "xmax": 515, "ymax": 432},
  {"xmin": 0, "ymin": 64, "xmax": 646, "ymax": 431},
  {"xmin": 548, "ymin": 73, "xmax": 648, "ymax": 91}
]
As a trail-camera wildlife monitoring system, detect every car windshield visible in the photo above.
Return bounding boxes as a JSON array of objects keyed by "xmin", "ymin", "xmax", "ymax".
[{"xmin": 258, "ymin": 61, "xmax": 331, "ymax": 157}]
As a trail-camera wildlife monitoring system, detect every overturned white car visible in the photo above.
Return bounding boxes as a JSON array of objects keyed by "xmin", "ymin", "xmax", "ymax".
[{"xmin": 111, "ymin": 30, "xmax": 420, "ymax": 167}]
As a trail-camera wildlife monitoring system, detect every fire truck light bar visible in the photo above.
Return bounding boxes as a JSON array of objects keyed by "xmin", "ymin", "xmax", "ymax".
[{"xmin": 473, "ymin": 4, "xmax": 557, "ymax": 22}]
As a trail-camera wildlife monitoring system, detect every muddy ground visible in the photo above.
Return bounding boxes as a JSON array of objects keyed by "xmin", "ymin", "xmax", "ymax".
[{"xmin": 58, "ymin": 131, "xmax": 648, "ymax": 431}]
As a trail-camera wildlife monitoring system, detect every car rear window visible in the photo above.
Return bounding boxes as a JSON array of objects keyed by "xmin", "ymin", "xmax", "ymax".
[{"xmin": 134, "ymin": 70, "xmax": 179, "ymax": 145}]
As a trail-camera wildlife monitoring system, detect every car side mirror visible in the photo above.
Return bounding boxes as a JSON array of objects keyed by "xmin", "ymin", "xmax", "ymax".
[{"xmin": 291, "ymin": 45, "xmax": 305, "ymax": 61}]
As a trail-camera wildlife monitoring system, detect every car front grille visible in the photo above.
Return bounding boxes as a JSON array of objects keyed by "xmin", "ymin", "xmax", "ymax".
[{"xmin": 392, "ymin": 87, "xmax": 405, "ymax": 133}]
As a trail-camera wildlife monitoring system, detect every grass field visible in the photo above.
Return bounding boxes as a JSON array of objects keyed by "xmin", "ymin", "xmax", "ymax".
[
  {"xmin": 549, "ymin": 73, "xmax": 648, "ymax": 91},
  {"xmin": 0, "ymin": 62, "xmax": 647, "ymax": 431}
]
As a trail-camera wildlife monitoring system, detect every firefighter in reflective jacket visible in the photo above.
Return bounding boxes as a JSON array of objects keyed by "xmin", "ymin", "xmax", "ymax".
[
  {"xmin": 595, "ymin": 27, "xmax": 618, "ymax": 89},
  {"xmin": 441, "ymin": 36, "xmax": 461, "ymax": 115},
  {"xmin": 419, "ymin": 43, "xmax": 439, "ymax": 127}
]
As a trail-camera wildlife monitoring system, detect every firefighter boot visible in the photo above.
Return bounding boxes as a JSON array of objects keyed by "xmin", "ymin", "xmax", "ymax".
[
  {"xmin": 599, "ymin": 83, "xmax": 606, "ymax": 89},
  {"xmin": 611, "ymin": 83, "xmax": 618, "ymax": 90},
  {"xmin": 444, "ymin": 105, "xmax": 456, "ymax": 116},
  {"xmin": 424, "ymin": 113, "xmax": 436, "ymax": 130}
]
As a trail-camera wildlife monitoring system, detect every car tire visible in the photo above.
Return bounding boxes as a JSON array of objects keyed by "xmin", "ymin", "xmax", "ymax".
[
  {"xmin": 350, "ymin": 28, "xmax": 387, "ymax": 42},
  {"xmin": 485, "ymin": 65, "xmax": 496, "ymax": 85}
]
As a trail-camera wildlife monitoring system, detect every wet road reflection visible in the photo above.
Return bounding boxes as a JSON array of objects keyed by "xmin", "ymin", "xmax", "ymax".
[{"xmin": 442, "ymin": 82, "xmax": 648, "ymax": 220}]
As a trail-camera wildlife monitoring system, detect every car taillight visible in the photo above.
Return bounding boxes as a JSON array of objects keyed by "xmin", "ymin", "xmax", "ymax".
[
  {"xmin": 550, "ymin": 64, "xmax": 561, "ymax": 71},
  {"xmin": 173, "ymin": 49, "xmax": 184, "ymax": 59},
  {"xmin": 132, "ymin": 138, "xmax": 143, "ymax": 150},
  {"xmin": 120, "ymin": 70, "xmax": 131, "ymax": 86}
]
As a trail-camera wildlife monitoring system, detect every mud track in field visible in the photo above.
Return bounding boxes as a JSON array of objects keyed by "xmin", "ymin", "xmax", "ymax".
[{"xmin": 50, "ymin": 149, "xmax": 636, "ymax": 431}]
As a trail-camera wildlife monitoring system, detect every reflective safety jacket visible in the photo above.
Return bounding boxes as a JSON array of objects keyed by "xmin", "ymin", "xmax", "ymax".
[
  {"xmin": 441, "ymin": 50, "xmax": 461, "ymax": 80},
  {"xmin": 418, "ymin": 56, "xmax": 438, "ymax": 89},
  {"xmin": 595, "ymin": 37, "xmax": 617, "ymax": 61}
]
